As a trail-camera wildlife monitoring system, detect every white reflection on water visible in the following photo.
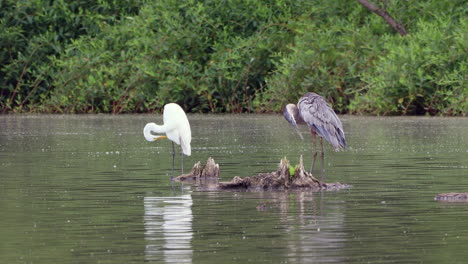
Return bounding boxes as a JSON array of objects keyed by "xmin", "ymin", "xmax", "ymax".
[{"xmin": 144, "ymin": 190, "xmax": 193, "ymax": 263}]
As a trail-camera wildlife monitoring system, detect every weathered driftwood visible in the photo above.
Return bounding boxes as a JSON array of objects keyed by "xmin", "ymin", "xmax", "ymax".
[
  {"xmin": 434, "ymin": 193, "xmax": 468, "ymax": 202},
  {"xmin": 175, "ymin": 156, "xmax": 350, "ymax": 191},
  {"xmin": 176, "ymin": 157, "xmax": 219, "ymax": 180}
]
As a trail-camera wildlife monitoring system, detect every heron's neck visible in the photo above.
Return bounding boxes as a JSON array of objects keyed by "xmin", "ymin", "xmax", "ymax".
[{"xmin": 287, "ymin": 104, "xmax": 304, "ymax": 124}]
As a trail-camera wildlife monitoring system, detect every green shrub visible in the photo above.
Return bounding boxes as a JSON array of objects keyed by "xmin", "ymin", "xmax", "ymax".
[
  {"xmin": 350, "ymin": 15, "xmax": 467, "ymax": 115},
  {"xmin": 263, "ymin": 0, "xmax": 467, "ymax": 116},
  {"xmin": 262, "ymin": 1, "xmax": 384, "ymax": 113},
  {"xmin": 1, "ymin": 0, "xmax": 466, "ymax": 115},
  {"xmin": 0, "ymin": 0, "xmax": 144, "ymax": 112},
  {"xmin": 46, "ymin": 0, "xmax": 309, "ymax": 113}
]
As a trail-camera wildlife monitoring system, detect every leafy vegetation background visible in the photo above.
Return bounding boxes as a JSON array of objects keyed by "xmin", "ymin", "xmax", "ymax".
[{"xmin": 1, "ymin": 0, "xmax": 466, "ymax": 115}]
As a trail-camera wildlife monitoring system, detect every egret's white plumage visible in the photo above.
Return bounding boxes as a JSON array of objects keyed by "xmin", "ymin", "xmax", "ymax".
[
  {"xmin": 143, "ymin": 103, "xmax": 191, "ymax": 156},
  {"xmin": 144, "ymin": 103, "xmax": 191, "ymax": 179}
]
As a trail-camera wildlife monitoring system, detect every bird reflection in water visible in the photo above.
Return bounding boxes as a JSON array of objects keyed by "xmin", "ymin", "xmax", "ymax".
[
  {"xmin": 144, "ymin": 189, "xmax": 193, "ymax": 263},
  {"xmin": 257, "ymin": 191, "xmax": 346, "ymax": 263}
]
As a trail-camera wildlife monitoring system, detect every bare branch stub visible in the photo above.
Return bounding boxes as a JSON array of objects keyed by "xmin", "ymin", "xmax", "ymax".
[{"xmin": 357, "ymin": 0, "xmax": 408, "ymax": 36}]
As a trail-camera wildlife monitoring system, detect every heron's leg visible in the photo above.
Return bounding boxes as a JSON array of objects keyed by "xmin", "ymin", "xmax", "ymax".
[
  {"xmin": 171, "ymin": 142, "xmax": 175, "ymax": 180},
  {"xmin": 320, "ymin": 137, "xmax": 325, "ymax": 179},
  {"xmin": 310, "ymin": 131, "xmax": 317, "ymax": 173}
]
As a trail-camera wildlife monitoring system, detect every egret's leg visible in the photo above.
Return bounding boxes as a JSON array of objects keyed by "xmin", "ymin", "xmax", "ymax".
[
  {"xmin": 181, "ymin": 151, "xmax": 184, "ymax": 175},
  {"xmin": 310, "ymin": 132, "xmax": 317, "ymax": 173},
  {"xmin": 180, "ymin": 153, "xmax": 184, "ymax": 192},
  {"xmin": 171, "ymin": 142, "xmax": 175, "ymax": 180}
]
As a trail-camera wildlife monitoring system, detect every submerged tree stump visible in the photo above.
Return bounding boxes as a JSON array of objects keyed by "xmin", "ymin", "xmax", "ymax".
[
  {"xmin": 176, "ymin": 157, "xmax": 219, "ymax": 180},
  {"xmin": 434, "ymin": 193, "xmax": 468, "ymax": 202},
  {"xmin": 175, "ymin": 156, "xmax": 350, "ymax": 191}
]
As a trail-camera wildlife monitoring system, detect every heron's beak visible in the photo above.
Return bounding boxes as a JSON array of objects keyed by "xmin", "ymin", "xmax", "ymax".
[
  {"xmin": 291, "ymin": 125, "xmax": 304, "ymax": 140},
  {"xmin": 153, "ymin": 136, "xmax": 168, "ymax": 141}
]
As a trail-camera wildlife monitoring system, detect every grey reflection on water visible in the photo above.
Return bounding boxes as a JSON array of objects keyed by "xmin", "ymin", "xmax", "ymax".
[
  {"xmin": 144, "ymin": 187, "xmax": 193, "ymax": 263},
  {"xmin": 265, "ymin": 191, "xmax": 345, "ymax": 263},
  {"xmin": 192, "ymin": 190, "xmax": 346, "ymax": 263},
  {"xmin": 284, "ymin": 192, "xmax": 345, "ymax": 263}
]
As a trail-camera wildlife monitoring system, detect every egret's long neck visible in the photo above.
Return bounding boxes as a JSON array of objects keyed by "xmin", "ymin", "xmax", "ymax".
[{"xmin": 143, "ymin": 122, "xmax": 166, "ymax": 141}]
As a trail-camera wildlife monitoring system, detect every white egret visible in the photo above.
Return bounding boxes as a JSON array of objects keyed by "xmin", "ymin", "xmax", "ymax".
[
  {"xmin": 283, "ymin": 92, "xmax": 346, "ymax": 173},
  {"xmin": 144, "ymin": 103, "xmax": 191, "ymax": 179}
]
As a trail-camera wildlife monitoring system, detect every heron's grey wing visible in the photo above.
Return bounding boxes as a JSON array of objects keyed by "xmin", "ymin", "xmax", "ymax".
[{"xmin": 298, "ymin": 95, "xmax": 346, "ymax": 150}]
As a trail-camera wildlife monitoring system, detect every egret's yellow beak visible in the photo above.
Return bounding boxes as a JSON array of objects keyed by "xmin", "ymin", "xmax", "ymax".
[{"xmin": 154, "ymin": 136, "xmax": 168, "ymax": 141}]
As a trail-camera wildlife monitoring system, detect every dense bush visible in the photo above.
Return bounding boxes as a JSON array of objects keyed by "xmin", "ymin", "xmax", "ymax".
[
  {"xmin": 0, "ymin": 0, "xmax": 466, "ymax": 115},
  {"xmin": 353, "ymin": 16, "xmax": 467, "ymax": 115},
  {"xmin": 0, "ymin": 0, "xmax": 144, "ymax": 112},
  {"xmin": 264, "ymin": 0, "xmax": 467, "ymax": 115},
  {"xmin": 45, "ymin": 0, "xmax": 309, "ymax": 113}
]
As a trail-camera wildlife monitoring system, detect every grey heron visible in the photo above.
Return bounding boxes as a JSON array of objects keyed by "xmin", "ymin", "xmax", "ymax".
[
  {"xmin": 283, "ymin": 92, "xmax": 346, "ymax": 173},
  {"xmin": 144, "ymin": 103, "xmax": 192, "ymax": 179}
]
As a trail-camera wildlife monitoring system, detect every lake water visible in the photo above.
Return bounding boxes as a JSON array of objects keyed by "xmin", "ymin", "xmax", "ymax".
[{"xmin": 1, "ymin": 114, "xmax": 467, "ymax": 263}]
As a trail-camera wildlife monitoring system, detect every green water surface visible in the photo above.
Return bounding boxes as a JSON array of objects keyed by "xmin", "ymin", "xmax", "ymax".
[{"xmin": 1, "ymin": 114, "xmax": 467, "ymax": 263}]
